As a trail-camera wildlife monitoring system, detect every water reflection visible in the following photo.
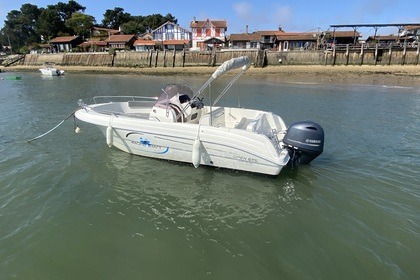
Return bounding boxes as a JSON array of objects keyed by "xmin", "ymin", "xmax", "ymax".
[{"xmin": 105, "ymin": 150, "xmax": 316, "ymax": 231}]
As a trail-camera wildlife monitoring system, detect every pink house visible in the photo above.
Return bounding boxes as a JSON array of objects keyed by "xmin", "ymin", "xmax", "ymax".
[{"xmin": 190, "ymin": 18, "xmax": 227, "ymax": 50}]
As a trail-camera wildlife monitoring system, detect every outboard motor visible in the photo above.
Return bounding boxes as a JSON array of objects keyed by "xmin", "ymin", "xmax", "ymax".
[{"xmin": 283, "ymin": 121, "xmax": 324, "ymax": 166}]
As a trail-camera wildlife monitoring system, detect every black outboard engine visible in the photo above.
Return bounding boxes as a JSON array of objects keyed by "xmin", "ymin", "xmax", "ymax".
[{"xmin": 283, "ymin": 121, "xmax": 324, "ymax": 166}]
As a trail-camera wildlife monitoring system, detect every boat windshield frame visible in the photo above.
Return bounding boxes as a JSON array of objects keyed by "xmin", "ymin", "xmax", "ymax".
[{"xmin": 155, "ymin": 84, "xmax": 193, "ymax": 109}]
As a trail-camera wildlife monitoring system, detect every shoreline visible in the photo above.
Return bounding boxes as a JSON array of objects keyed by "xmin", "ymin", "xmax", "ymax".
[{"xmin": 2, "ymin": 64, "xmax": 420, "ymax": 86}]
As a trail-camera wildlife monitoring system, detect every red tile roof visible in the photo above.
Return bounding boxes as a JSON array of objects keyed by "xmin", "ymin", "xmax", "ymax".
[
  {"xmin": 328, "ymin": 31, "xmax": 361, "ymax": 37},
  {"xmin": 93, "ymin": 27, "xmax": 120, "ymax": 34},
  {"xmin": 190, "ymin": 19, "xmax": 227, "ymax": 28},
  {"xmin": 229, "ymin": 33, "xmax": 261, "ymax": 41},
  {"xmin": 134, "ymin": 39, "xmax": 156, "ymax": 46},
  {"xmin": 257, "ymin": 31, "xmax": 285, "ymax": 36},
  {"xmin": 49, "ymin": 36, "xmax": 81, "ymax": 43},
  {"xmin": 105, "ymin": 35, "xmax": 136, "ymax": 43},
  {"xmin": 276, "ymin": 33, "xmax": 318, "ymax": 41}
]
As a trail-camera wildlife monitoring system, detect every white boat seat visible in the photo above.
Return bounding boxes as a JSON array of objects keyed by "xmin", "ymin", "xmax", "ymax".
[
  {"xmin": 234, "ymin": 117, "xmax": 250, "ymax": 129},
  {"xmin": 128, "ymin": 101, "xmax": 145, "ymax": 109},
  {"xmin": 246, "ymin": 113, "xmax": 272, "ymax": 137},
  {"xmin": 199, "ymin": 107, "xmax": 225, "ymax": 127}
]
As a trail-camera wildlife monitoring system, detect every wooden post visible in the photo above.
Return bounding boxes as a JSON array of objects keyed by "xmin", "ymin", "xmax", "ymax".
[
  {"xmin": 324, "ymin": 50, "xmax": 328, "ymax": 66},
  {"xmin": 148, "ymin": 49, "xmax": 153, "ymax": 67},
  {"xmin": 210, "ymin": 49, "xmax": 216, "ymax": 67},
  {"xmin": 332, "ymin": 44, "xmax": 336, "ymax": 66},
  {"xmin": 416, "ymin": 43, "xmax": 419, "ymax": 65},
  {"xmin": 360, "ymin": 43, "xmax": 364, "ymax": 66},
  {"xmin": 172, "ymin": 49, "xmax": 176, "ymax": 67},
  {"xmin": 374, "ymin": 44, "xmax": 378, "ymax": 66},
  {"xmin": 345, "ymin": 44, "xmax": 349, "ymax": 65},
  {"xmin": 388, "ymin": 44, "xmax": 392, "ymax": 65},
  {"xmin": 182, "ymin": 49, "xmax": 185, "ymax": 67},
  {"xmin": 163, "ymin": 50, "xmax": 167, "ymax": 67},
  {"xmin": 402, "ymin": 42, "xmax": 407, "ymax": 65},
  {"xmin": 263, "ymin": 49, "xmax": 267, "ymax": 67},
  {"xmin": 154, "ymin": 50, "xmax": 159, "ymax": 67}
]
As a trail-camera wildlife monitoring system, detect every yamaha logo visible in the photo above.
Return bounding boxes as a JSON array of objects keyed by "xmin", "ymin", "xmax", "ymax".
[{"xmin": 305, "ymin": 139, "xmax": 321, "ymax": 143}]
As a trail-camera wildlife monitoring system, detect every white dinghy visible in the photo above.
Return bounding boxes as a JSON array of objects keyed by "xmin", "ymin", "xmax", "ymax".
[{"xmin": 75, "ymin": 56, "xmax": 324, "ymax": 175}]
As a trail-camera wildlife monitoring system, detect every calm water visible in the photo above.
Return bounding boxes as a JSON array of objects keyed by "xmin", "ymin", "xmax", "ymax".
[{"xmin": 0, "ymin": 71, "xmax": 419, "ymax": 280}]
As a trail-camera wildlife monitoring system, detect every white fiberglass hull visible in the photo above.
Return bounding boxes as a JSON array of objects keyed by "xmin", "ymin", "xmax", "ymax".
[
  {"xmin": 75, "ymin": 108, "xmax": 289, "ymax": 175},
  {"xmin": 39, "ymin": 68, "xmax": 64, "ymax": 76}
]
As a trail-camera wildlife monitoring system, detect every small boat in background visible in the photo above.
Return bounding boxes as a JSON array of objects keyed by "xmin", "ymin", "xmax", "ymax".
[
  {"xmin": 1, "ymin": 75, "xmax": 22, "ymax": 80},
  {"xmin": 39, "ymin": 62, "xmax": 64, "ymax": 76}
]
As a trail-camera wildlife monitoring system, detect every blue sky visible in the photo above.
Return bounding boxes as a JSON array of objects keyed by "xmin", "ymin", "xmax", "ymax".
[{"xmin": 1, "ymin": 0, "xmax": 419, "ymax": 38}]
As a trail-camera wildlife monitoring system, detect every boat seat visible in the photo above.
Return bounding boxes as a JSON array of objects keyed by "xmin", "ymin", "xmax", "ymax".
[
  {"xmin": 246, "ymin": 113, "xmax": 272, "ymax": 137},
  {"xmin": 128, "ymin": 101, "xmax": 146, "ymax": 109},
  {"xmin": 199, "ymin": 107, "xmax": 225, "ymax": 127},
  {"xmin": 234, "ymin": 117, "xmax": 250, "ymax": 129}
]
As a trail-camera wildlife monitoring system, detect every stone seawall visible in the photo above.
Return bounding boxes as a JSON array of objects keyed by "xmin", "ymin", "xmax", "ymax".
[{"xmin": 18, "ymin": 48, "xmax": 420, "ymax": 68}]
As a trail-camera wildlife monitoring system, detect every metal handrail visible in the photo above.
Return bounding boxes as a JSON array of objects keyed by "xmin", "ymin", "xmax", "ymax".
[{"xmin": 93, "ymin": 95, "xmax": 158, "ymax": 104}]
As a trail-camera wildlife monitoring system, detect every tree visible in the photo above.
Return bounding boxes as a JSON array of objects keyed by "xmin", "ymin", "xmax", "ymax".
[
  {"xmin": 143, "ymin": 14, "xmax": 178, "ymax": 31},
  {"xmin": 0, "ymin": 4, "xmax": 41, "ymax": 51},
  {"xmin": 36, "ymin": 6, "xmax": 66, "ymax": 40},
  {"xmin": 102, "ymin": 7, "xmax": 132, "ymax": 30},
  {"xmin": 122, "ymin": 20, "xmax": 146, "ymax": 35},
  {"xmin": 67, "ymin": 12, "xmax": 96, "ymax": 38},
  {"xmin": 56, "ymin": 0, "xmax": 86, "ymax": 22},
  {"xmin": 36, "ymin": 1, "xmax": 86, "ymax": 39}
]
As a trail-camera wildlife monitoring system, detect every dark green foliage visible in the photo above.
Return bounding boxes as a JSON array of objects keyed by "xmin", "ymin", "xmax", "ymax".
[{"xmin": 0, "ymin": 1, "xmax": 177, "ymax": 50}]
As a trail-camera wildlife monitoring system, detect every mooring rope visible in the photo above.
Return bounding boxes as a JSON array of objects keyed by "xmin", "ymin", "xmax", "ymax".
[{"xmin": 26, "ymin": 109, "xmax": 79, "ymax": 143}]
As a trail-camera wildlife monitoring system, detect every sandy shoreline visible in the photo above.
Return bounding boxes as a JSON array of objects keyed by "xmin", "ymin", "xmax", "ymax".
[{"xmin": 2, "ymin": 64, "xmax": 420, "ymax": 86}]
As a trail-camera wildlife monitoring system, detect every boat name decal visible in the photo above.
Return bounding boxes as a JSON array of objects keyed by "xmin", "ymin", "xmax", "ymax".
[
  {"xmin": 233, "ymin": 155, "xmax": 257, "ymax": 164},
  {"xmin": 126, "ymin": 133, "xmax": 169, "ymax": 154}
]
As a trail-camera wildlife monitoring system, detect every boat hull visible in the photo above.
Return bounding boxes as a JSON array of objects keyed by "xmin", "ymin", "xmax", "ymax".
[
  {"xmin": 39, "ymin": 68, "xmax": 64, "ymax": 76},
  {"xmin": 76, "ymin": 110, "xmax": 289, "ymax": 175}
]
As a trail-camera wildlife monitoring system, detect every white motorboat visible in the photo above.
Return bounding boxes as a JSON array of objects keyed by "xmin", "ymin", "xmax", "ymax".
[
  {"xmin": 39, "ymin": 62, "xmax": 65, "ymax": 76},
  {"xmin": 75, "ymin": 56, "xmax": 324, "ymax": 175}
]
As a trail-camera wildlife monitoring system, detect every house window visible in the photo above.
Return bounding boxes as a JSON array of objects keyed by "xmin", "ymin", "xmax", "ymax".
[
  {"xmin": 215, "ymin": 28, "xmax": 220, "ymax": 36},
  {"xmin": 206, "ymin": 29, "xmax": 211, "ymax": 36},
  {"xmin": 196, "ymin": 29, "xmax": 202, "ymax": 37}
]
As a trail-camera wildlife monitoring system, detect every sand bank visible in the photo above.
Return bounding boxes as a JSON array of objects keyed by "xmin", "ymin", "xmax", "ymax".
[{"xmin": 2, "ymin": 64, "xmax": 420, "ymax": 87}]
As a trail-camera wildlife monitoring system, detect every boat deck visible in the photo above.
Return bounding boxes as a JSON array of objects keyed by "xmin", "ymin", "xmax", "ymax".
[{"xmin": 121, "ymin": 112, "xmax": 150, "ymax": 119}]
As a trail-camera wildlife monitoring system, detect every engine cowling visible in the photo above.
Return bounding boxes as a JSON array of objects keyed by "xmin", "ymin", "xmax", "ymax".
[{"xmin": 283, "ymin": 121, "xmax": 324, "ymax": 166}]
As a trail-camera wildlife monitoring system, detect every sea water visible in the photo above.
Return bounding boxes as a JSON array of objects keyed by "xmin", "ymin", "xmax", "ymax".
[{"xmin": 0, "ymin": 71, "xmax": 419, "ymax": 279}]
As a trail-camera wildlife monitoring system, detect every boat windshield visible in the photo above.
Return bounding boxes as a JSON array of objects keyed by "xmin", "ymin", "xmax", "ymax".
[{"xmin": 155, "ymin": 84, "xmax": 193, "ymax": 108}]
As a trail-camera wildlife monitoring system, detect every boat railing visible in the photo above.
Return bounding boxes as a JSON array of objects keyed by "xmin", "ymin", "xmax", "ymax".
[{"xmin": 93, "ymin": 95, "xmax": 158, "ymax": 104}]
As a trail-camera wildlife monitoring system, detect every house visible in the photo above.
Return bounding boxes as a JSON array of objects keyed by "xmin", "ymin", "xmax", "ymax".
[
  {"xmin": 91, "ymin": 27, "xmax": 122, "ymax": 40},
  {"xmin": 134, "ymin": 39, "xmax": 155, "ymax": 51},
  {"xmin": 401, "ymin": 25, "xmax": 420, "ymax": 39},
  {"xmin": 258, "ymin": 31, "xmax": 285, "ymax": 50},
  {"xmin": 229, "ymin": 32, "xmax": 261, "ymax": 49},
  {"xmin": 229, "ymin": 30, "xmax": 318, "ymax": 51},
  {"xmin": 325, "ymin": 31, "xmax": 361, "ymax": 45},
  {"xmin": 276, "ymin": 32, "xmax": 319, "ymax": 51},
  {"xmin": 78, "ymin": 39, "xmax": 108, "ymax": 52},
  {"xmin": 105, "ymin": 34, "xmax": 137, "ymax": 50},
  {"xmin": 366, "ymin": 35, "xmax": 399, "ymax": 44},
  {"xmin": 49, "ymin": 35, "xmax": 83, "ymax": 52},
  {"xmin": 190, "ymin": 18, "xmax": 227, "ymax": 50},
  {"xmin": 151, "ymin": 21, "xmax": 191, "ymax": 50}
]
